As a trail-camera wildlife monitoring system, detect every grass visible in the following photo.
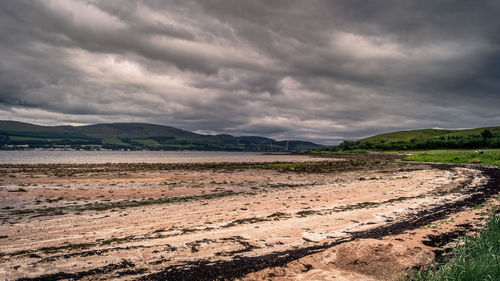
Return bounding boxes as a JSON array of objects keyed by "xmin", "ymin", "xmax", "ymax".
[
  {"xmin": 406, "ymin": 215, "xmax": 500, "ymax": 281},
  {"xmin": 131, "ymin": 138, "xmax": 162, "ymax": 146},
  {"xmin": 8, "ymin": 136, "xmax": 64, "ymax": 142},
  {"xmin": 101, "ymin": 137, "xmax": 132, "ymax": 146},
  {"xmin": 361, "ymin": 127, "xmax": 500, "ymax": 143},
  {"xmin": 403, "ymin": 149, "xmax": 500, "ymax": 280},
  {"xmin": 402, "ymin": 149, "xmax": 500, "ymax": 166}
]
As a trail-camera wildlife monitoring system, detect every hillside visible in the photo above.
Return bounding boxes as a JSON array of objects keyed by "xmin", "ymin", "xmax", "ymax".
[
  {"xmin": 0, "ymin": 121, "xmax": 321, "ymax": 151},
  {"xmin": 314, "ymin": 126, "xmax": 500, "ymax": 152},
  {"xmin": 360, "ymin": 127, "xmax": 500, "ymax": 143}
]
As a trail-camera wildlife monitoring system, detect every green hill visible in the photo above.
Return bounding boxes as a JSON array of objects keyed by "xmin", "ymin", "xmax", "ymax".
[
  {"xmin": 343, "ymin": 127, "xmax": 500, "ymax": 150},
  {"xmin": 360, "ymin": 127, "xmax": 500, "ymax": 143},
  {"xmin": 0, "ymin": 121, "xmax": 322, "ymax": 151},
  {"xmin": 311, "ymin": 126, "xmax": 500, "ymax": 152}
]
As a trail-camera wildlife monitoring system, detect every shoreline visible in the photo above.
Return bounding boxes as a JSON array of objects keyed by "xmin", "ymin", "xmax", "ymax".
[{"xmin": 1, "ymin": 155, "xmax": 499, "ymax": 280}]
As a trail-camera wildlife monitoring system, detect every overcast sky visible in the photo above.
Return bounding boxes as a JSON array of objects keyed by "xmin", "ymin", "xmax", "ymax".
[{"xmin": 1, "ymin": 1, "xmax": 500, "ymax": 144}]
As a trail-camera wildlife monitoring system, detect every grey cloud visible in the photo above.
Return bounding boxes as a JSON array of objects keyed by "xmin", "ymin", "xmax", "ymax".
[{"xmin": 1, "ymin": 0, "xmax": 500, "ymax": 144}]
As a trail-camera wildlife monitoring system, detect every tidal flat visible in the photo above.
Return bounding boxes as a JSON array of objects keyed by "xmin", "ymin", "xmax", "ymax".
[{"xmin": 1, "ymin": 154, "xmax": 499, "ymax": 281}]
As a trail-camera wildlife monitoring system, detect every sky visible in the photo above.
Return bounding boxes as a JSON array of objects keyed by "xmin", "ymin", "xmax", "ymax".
[{"xmin": 1, "ymin": 1, "xmax": 500, "ymax": 145}]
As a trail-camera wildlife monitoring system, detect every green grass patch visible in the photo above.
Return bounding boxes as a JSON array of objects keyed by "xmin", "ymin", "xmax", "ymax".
[
  {"xmin": 363, "ymin": 127, "xmax": 500, "ymax": 143},
  {"xmin": 403, "ymin": 149, "xmax": 500, "ymax": 166},
  {"xmin": 8, "ymin": 136, "xmax": 62, "ymax": 142},
  {"xmin": 101, "ymin": 137, "xmax": 132, "ymax": 146},
  {"xmin": 131, "ymin": 138, "xmax": 161, "ymax": 146},
  {"xmin": 407, "ymin": 215, "xmax": 500, "ymax": 281}
]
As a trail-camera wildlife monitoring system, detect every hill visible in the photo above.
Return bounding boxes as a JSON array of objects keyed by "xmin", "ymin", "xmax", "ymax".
[
  {"xmin": 315, "ymin": 127, "xmax": 500, "ymax": 152},
  {"xmin": 360, "ymin": 127, "xmax": 500, "ymax": 143},
  {"xmin": 0, "ymin": 121, "xmax": 322, "ymax": 151}
]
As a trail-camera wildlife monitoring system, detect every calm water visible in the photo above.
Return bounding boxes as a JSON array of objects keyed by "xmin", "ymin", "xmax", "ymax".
[{"xmin": 0, "ymin": 150, "xmax": 316, "ymax": 164}]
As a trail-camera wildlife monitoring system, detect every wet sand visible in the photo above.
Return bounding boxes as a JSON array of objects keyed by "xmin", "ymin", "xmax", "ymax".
[{"xmin": 0, "ymin": 155, "xmax": 499, "ymax": 280}]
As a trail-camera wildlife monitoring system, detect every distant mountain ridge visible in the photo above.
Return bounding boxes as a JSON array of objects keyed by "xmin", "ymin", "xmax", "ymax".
[{"xmin": 0, "ymin": 121, "xmax": 322, "ymax": 151}]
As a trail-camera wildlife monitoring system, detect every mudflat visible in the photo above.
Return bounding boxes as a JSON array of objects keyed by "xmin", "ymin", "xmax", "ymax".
[{"xmin": 1, "ymin": 154, "xmax": 499, "ymax": 280}]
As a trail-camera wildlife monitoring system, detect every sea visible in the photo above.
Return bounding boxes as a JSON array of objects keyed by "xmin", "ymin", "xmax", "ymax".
[{"xmin": 0, "ymin": 150, "xmax": 317, "ymax": 164}]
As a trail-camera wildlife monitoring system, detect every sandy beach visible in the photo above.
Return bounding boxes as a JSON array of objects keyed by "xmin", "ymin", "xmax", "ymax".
[{"xmin": 1, "ymin": 154, "xmax": 499, "ymax": 280}]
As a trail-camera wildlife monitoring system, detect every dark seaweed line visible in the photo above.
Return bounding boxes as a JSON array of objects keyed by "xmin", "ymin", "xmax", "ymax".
[
  {"xmin": 6, "ymin": 191, "xmax": 439, "ymax": 261},
  {"xmin": 350, "ymin": 166, "xmax": 499, "ymax": 239},
  {"xmin": 134, "ymin": 165, "xmax": 500, "ymax": 281},
  {"xmin": 13, "ymin": 165, "xmax": 499, "ymax": 281},
  {"xmin": 5, "ymin": 192, "xmax": 431, "ymax": 262}
]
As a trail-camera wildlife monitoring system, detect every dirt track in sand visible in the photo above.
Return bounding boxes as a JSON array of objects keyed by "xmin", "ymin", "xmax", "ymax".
[{"xmin": 0, "ymin": 155, "xmax": 499, "ymax": 281}]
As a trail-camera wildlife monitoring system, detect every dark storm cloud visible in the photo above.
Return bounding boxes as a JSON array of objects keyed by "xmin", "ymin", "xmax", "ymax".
[{"xmin": 1, "ymin": 0, "xmax": 500, "ymax": 144}]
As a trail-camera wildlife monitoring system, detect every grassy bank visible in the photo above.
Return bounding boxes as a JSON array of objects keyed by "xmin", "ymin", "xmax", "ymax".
[
  {"xmin": 404, "ymin": 149, "xmax": 500, "ymax": 280},
  {"xmin": 402, "ymin": 149, "xmax": 500, "ymax": 166},
  {"xmin": 407, "ymin": 214, "xmax": 500, "ymax": 281}
]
